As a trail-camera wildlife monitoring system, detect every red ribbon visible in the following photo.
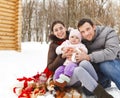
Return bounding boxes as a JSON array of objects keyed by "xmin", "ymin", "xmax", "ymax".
[
  {"xmin": 17, "ymin": 77, "xmax": 34, "ymax": 89},
  {"xmin": 13, "ymin": 72, "xmax": 47, "ymax": 98},
  {"xmin": 18, "ymin": 86, "xmax": 33, "ymax": 98}
]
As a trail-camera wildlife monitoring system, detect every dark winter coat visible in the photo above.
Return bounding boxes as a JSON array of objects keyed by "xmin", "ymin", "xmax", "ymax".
[{"xmin": 47, "ymin": 31, "xmax": 69, "ymax": 72}]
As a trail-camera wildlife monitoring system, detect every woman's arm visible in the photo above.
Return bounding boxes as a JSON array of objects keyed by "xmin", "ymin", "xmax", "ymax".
[{"xmin": 47, "ymin": 43, "xmax": 65, "ymax": 72}]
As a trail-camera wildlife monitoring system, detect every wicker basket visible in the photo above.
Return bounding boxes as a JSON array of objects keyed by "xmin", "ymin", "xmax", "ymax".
[{"xmin": 0, "ymin": 0, "xmax": 22, "ymax": 51}]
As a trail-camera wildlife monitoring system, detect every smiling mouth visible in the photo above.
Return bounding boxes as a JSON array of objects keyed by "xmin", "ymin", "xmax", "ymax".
[{"xmin": 58, "ymin": 33, "xmax": 63, "ymax": 37}]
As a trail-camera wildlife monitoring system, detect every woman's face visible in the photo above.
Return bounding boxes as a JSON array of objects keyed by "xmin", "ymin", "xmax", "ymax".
[{"xmin": 53, "ymin": 23, "xmax": 66, "ymax": 39}]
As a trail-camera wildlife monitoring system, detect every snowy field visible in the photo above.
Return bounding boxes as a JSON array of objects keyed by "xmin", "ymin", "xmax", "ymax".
[{"xmin": 0, "ymin": 42, "xmax": 120, "ymax": 98}]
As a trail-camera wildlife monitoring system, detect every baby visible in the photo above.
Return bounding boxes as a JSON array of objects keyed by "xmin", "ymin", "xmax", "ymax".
[{"xmin": 54, "ymin": 29, "xmax": 88, "ymax": 87}]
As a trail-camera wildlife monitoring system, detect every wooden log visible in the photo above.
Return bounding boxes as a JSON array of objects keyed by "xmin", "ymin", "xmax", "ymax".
[
  {"xmin": 0, "ymin": 32, "xmax": 16, "ymax": 36},
  {"xmin": 0, "ymin": 43, "xmax": 16, "ymax": 46},
  {"xmin": 0, "ymin": 8, "xmax": 19, "ymax": 16},
  {"xmin": 0, "ymin": 40, "xmax": 16, "ymax": 44},
  {"xmin": 0, "ymin": 1, "xmax": 16, "ymax": 6},
  {"xmin": 0, "ymin": 46, "xmax": 18, "ymax": 50},
  {"xmin": 0, "ymin": 24, "xmax": 14, "ymax": 29},
  {"xmin": 0, "ymin": 47, "xmax": 16, "ymax": 50},
  {"xmin": 9, "ymin": 0, "xmax": 18, "ymax": 2},
  {"xmin": 0, "ymin": 3, "xmax": 15, "ymax": 10},
  {"xmin": 0, "ymin": 27, "xmax": 15, "ymax": 32},
  {"xmin": 0, "ymin": 11, "xmax": 15, "ymax": 17},
  {"xmin": 0, "ymin": 16, "xmax": 15, "ymax": 21},
  {"xmin": 0, "ymin": 24, "xmax": 18, "ymax": 30},
  {"xmin": 0, "ymin": 19, "xmax": 15, "ymax": 25},
  {"xmin": 0, "ymin": 45, "xmax": 16, "ymax": 49},
  {"xmin": 0, "ymin": 7, "xmax": 15, "ymax": 14},
  {"xmin": 0, "ymin": 36, "xmax": 16, "ymax": 40}
]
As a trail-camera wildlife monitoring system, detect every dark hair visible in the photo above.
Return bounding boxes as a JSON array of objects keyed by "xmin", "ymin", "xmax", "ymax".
[
  {"xmin": 77, "ymin": 18, "xmax": 94, "ymax": 28},
  {"xmin": 51, "ymin": 20, "xmax": 65, "ymax": 32}
]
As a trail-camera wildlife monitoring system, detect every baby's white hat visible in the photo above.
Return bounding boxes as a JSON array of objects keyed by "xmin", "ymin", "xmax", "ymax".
[{"xmin": 69, "ymin": 29, "xmax": 81, "ymax": 41}]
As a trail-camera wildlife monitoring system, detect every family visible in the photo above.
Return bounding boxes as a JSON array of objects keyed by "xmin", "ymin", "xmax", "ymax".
[{"xmin": 42, "ymin": 18, "xmax": 120, "ymax": 98}]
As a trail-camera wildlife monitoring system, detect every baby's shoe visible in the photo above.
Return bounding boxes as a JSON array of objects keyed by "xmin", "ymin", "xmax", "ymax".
[{"xmin": 54, "ymin": 74, "xmax": 70, "ymax": 88}]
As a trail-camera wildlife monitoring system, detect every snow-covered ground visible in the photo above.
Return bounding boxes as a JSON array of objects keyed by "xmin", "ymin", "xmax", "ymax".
[{"xmin": 0, "ymin": 42, "xmax": 120, "ymax": 98}]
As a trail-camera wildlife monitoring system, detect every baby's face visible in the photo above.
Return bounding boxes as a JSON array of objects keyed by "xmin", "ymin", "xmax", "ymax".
[{"xmin": 69, "ymin": 35, "xmax": 80, "ymax": 44}]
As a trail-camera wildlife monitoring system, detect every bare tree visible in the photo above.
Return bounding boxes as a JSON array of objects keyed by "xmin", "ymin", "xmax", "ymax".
[
  {"xmin": 21, "ymin": 0, "xmax": 120, "ymax": 42},
  {"xmin": 22, "ymin": 0, "xmax": 34, "ymax": 41}
]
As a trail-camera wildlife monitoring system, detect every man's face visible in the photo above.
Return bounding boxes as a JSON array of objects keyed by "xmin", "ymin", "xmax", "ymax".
[{"xmin": 78, "ymin": 22, "xmax": 96, "ymax": 41}]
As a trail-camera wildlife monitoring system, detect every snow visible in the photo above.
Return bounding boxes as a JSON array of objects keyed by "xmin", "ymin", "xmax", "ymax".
[
  {"xmin": 0, "ymin": 42, "xmax": 48, "ymax": 98},
  {"xmin": 0, "ymin": 42, "xmax": 120, "ymax": 98}
]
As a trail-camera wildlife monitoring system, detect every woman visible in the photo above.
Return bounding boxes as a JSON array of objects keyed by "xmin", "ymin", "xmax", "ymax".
[{"xmin": 46, "ymin": 20, "xmax": 113, "ymax": 98}]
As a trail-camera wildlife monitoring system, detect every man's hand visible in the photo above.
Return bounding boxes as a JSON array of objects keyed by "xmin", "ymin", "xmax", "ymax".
[{"xmin": 75, "ymin": 50, "xmax": 90, "ymax": 62}]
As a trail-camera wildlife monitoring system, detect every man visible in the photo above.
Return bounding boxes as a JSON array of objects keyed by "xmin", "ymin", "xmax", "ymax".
[{"xmin": 76, "ymin": 18, "xmax": 120, "ymax": 92}]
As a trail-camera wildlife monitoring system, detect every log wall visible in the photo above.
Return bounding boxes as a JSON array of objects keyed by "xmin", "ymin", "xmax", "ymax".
[{"xmin": 0, "ymin": 0, "xmax": 22, "ymax": 51}]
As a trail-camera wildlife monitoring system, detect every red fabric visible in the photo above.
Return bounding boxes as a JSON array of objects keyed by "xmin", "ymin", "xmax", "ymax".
[
  {"xmin": 32, "ymin": 72, "xmax": 41, "ymax": 82},
  {"xmin": 18, "ymin": 87, "xmax": 33, "ymax": 98},
  {"xmin": 43, "ymin": 67, "xmax": 53, "ymax": 78},
  {"xmin": 17, "ymin": 77, "xmax": 33, "ymax": 89},
  {"xmin": 16, "ymin": 77, "xmax": 34, "ymax": 98},
  {"xmin": 55, "ymin": 39, "xmax": 66, "ymax": 45},
  {"xmin": 56, "ymin": 41, "xmax": 63, "ymax": 45}
]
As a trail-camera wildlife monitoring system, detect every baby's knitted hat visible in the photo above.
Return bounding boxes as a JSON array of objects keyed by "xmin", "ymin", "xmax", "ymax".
[{"xmin": 69, "ymin": 29, "xmax": 81, "ymax": 41}]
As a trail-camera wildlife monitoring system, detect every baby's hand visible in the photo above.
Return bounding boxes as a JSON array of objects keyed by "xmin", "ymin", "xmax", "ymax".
[
  {"xmin": 62, "ymin": 47, "xmax": 73, "ymax": 58},
  {"xmin": 62, "ymin": 47, "xmax": 72, "ymax": 53}
]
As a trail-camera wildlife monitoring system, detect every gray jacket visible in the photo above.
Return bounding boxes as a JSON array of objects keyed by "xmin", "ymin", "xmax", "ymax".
[{"xmin": 82, "ymin": 26, "xmax": 120, "ymax": 63}]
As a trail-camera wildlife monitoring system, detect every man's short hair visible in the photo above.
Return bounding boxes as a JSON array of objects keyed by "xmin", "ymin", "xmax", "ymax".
[{"xmin": 77, "ymin": 18, "xmax": 94, "ymax": 28}]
